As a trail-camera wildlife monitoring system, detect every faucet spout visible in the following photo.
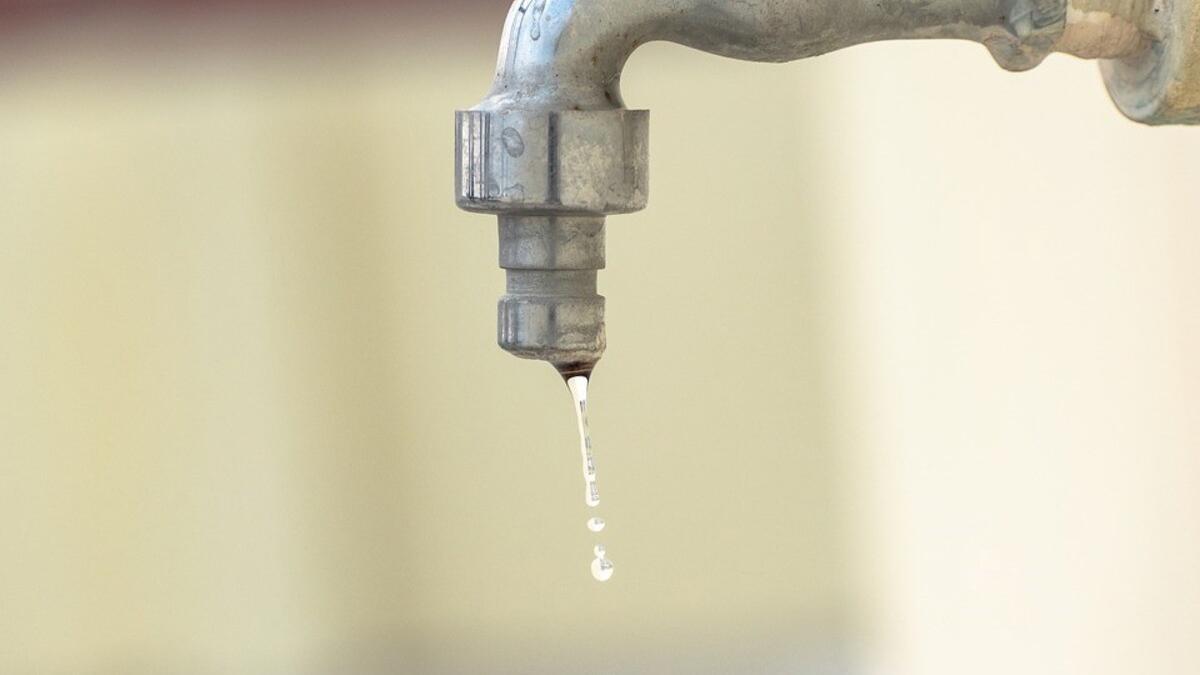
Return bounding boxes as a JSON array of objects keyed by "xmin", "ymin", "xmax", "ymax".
[
  {"xmin": 483, "ymin": 0, "xmax": 1159, "ymax": 115},
  {"xmin": 457, "ymin": 0, "xmax": 1191, "ymax": 372},
  {"xmin": 497, "ymin": 215, "xmax": 607, "ymax": 373}
]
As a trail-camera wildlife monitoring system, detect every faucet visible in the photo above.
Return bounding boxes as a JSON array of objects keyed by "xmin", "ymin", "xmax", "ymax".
[{"xmin": 456, "ymin": 0, "xmax": 1198, "ymax": 377}]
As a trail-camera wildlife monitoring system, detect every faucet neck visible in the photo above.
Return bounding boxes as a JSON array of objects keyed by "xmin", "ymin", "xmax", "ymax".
[
  {"xmin": 480, "ymin": 0, "xmax": 1159, "ymax": 116},
  {"xmin": 498, "ymin": 216, "xmax": 606, "ymax": 369}
]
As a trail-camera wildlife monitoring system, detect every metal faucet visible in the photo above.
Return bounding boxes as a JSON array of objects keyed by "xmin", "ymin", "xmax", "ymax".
[{"xmin": 456, "ymin": 0, "xmax": 1199, "ymax": 377}]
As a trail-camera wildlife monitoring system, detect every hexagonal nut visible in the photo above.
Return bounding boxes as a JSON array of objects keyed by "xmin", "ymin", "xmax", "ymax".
[
  {"xmin": 1102, "ymin": 0, "xmax": 1200, "ymax": 124},
  {"xmin": 497, "ymin": 295, "xmax": 605, "ymax": 366},
  {"xmin": 457, "ymin": 108, "xmax": 649, "ymax": 215}
]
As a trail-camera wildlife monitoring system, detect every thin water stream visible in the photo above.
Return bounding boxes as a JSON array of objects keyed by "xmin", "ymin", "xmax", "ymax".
[{"xmin": 566, "ymin": 375, "xmax": 614, "ymax": 582}]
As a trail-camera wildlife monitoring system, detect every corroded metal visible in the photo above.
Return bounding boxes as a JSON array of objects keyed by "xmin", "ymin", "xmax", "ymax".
[{"xmin": 1101, "ymin": 0, "xmax": 1200, "ymax": 123}]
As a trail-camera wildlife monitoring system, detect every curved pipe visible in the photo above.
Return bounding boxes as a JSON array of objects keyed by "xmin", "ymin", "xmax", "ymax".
[{"xmin": 478, "ymin": 0, "xmax": 1157, "ymax": 113}]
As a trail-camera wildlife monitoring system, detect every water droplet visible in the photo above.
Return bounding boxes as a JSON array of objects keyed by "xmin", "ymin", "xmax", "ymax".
[
  {"xmin": 591, "ymin": 556, "xmax": 615, "ymax": 582},
  {"xmin": 587, "ymin": 517, "xmax": 606, "ymax": 532},
  {"xmin": 593, "ymin": 544, "xmax": 606, "ymax": 559}
]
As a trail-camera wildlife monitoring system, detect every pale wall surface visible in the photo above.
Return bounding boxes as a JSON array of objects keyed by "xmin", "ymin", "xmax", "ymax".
[
  {"xmin": 830, "ymin": 43, "xmax": 1200, "ymax": 675},
  {"xmin": 0, "ymin": 6, "xmax": 1197, "ymax": 675}
]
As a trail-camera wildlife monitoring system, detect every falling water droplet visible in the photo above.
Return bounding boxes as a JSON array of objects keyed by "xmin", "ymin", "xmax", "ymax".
[
  {"xmin": 587, "ymin": 517, "xmax": 606, "ymax": 532},
  {"xmin": 591, "ymin": 556, "xmax": 615, "ymax": 582}
]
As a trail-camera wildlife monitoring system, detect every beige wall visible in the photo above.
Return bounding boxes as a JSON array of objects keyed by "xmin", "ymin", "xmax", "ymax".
[
  {"xmin": 0, "ymin": 8, "xmax": 1196, "ymax": 675},
  {"xmin": 830, "ymin": 42, "xmax": 1200, "ymax": 675}
]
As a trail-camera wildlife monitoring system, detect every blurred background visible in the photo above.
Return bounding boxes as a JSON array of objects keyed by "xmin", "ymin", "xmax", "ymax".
[{"xmin": 1, "ymin": 1, "xmax": 1198, "ymax": 673}]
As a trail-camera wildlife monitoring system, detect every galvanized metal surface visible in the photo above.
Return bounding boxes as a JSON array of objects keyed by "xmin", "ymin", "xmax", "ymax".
[{"xmin": 456, "ymin": 0, "xmax": 1196, "ymax": 373}]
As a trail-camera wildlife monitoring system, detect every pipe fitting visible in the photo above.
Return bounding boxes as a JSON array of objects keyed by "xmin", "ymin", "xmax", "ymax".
[
  {"xmin": 497, "ymin": 216, "xmax": 606, "ymax": 372},
  {"xmin": 1102, "ymin": 0, "xmax": 1200, "ymax": 123},
  {"xmin": 456, "ymin": 94, "xmax": 647, "ymax": 373},
  {"xmin": 456, "ymin": 108, "xmax": 648, "ymax": 215}
]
